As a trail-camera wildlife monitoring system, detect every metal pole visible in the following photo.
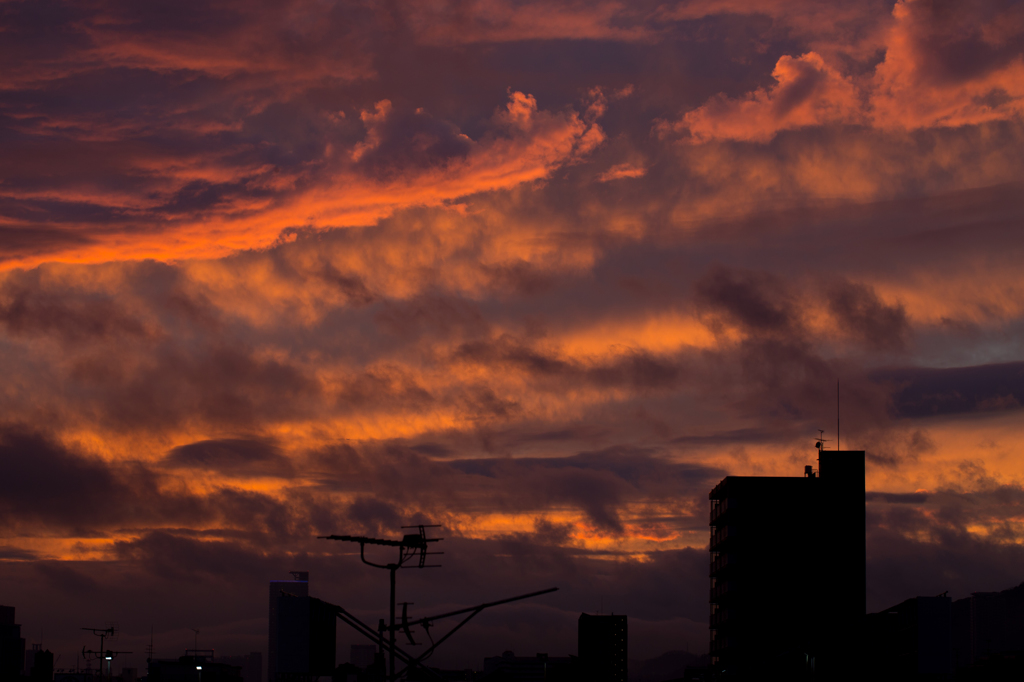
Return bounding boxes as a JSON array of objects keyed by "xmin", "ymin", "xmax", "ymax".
[{"xmin": 389, "ymin": 566, "xmax": 397, "ymax": 682}]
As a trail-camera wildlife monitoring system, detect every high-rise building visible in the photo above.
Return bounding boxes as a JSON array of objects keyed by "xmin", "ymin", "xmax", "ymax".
[
  {"xmin": 267, "ymin": 572, "xmax": 336, "ymax": 681},
  {"xmin": 0, "ymin": 605, "xmax": 26, "ymax": 680},
  {"xmin": 269, "ymin": 572, "xmax": 308, "ymax": 682},
  {"xmin": 578, "ymin": 613, "xmax": 627, "ymax": 682},
  {"xmin": 708, "ymin": 450, "xmax": 865, "ymax": 681}
]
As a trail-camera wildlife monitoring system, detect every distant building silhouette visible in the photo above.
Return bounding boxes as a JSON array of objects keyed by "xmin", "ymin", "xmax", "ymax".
[
  {"xmin": 28, "ymin": 646, "xmax": 54, "ymax": 682},
  {"xmin": 349, "ymin": 646, "xmax": 376, "ymax": 669},
  {"xmin": 215, "ymin": 654, "xmax": 261, "ymax": 682},
  {"xmin": 865, "ymin": 582, "xmax": 1024, "ymax": 680},
  {"xmin": 482, "ymin": 651, "xmax": 576, "ymax": 681},
  {"xmin": 147, "ymin": 652, "xmax": 242, "ymax": 682},
  {"xmin": 708, "ymin": 450, "xmax": 865, "ymax": 681},
  {"xmin": 267, "ymin": 571, "xmax": 336, "ymax": 681},
  {"xmin": 578, "ymin": 613, "xmax": 627, "ymax": 682},
  {"xmin": 0, "ymin": 605, "xmax": 26, "ymax": 680},
  {"xmin": 865, "ymin": 594, "xmax": 952, "ymax": 680},
  {"xmin": 951, "ymin": 581, "xmax": 1024, "ymax": 679}
]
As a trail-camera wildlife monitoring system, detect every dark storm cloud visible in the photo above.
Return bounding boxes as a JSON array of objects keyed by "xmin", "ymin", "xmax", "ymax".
[
  {"xmin": 374, "ymin": 296, "xmax": 488, "ymax": 338},
  {"xmin": 319, "ymin": 265, "xmax": 376, "ymax": 306},
  {"xmin": 866, "ymin": 477, "xmax": 1024, "ymax": 608},
  {"xmin": 77, "ymin": 342, "xmax": 322, "ymax": 431},
  {"xmin": 875, "ymin": 361, "xmax": 1024, "ymax": 417},
  {"xmin": 352, "ymin": 102, "xmax": 476, "ymax": 178},
  {"xmin": 346, "ymin": 496, "xmax": 402, "ymax": 536},
  {"xmin": 694, "ymin": 266, "xmax": 797, "ymax": 334},
  {"xmin": 827, "ymin": 280, "xmax": 909, "ymax": 351},
  {"xmin": 164, "ymin": 438, "xmax": 294, "ymax": 478},
  {"xmin": 454, "ymin": 335, "xmax": 684, "ymax": 391},
  {"xmin": 865, "ymin": 491, "xmax": 929, "ymax": 504},
  {"xmin": 0, "ymin": 280, "xmax": 149, "ymax": 342},
  {"xmin": 308, "ymin": 442, "xmax": 721, "ymax": 533},
  {"xmin": 449, "ymin": 446, "xmax": 723, "ymax": 532},
  {"xmin": 0, "ymin": 426, "xmax": 326, "ymax": 539},
  {"xmin": 0, "ymin": 425, "xmax": 201, "ymax": 531},
  {"xmin": 897, "ymin": 0, "xmax": 1024, "ymax": 86},
  {"xmin": 0, "ymin": 226, "xmax": 94, "ymax": 262},
  {"xmin": 113, "ymin": 530, "xmax": 283, "ymax": 582}
]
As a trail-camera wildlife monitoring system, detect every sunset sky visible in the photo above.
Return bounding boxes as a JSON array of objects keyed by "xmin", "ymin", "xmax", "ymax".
[{"xmin": 2, "ymin": 0, "xmax": 1024, "ymax": 671}]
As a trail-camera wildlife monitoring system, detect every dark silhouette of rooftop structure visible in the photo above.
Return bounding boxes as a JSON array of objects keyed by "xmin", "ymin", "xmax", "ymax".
[{"xmin": 708, "ymin": 449, "xmax": 865, "ymax": 681}]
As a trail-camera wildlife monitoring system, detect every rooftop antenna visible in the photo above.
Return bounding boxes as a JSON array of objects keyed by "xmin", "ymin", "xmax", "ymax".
[
  {"xmin": 319, "ymin": 525, "xmax": 444, "ymax": 681},
  {"xmin": 837, "ymin": 380, "xmax": 840, "ymax": 452},
  {"xmin": 82, "ymin": 627, "xmax": 131, "ymax": 682},
  {"xmin": 319, "ymin": 525, "xmax": 557, "ymax": 681},
  {"xmin": 145, "ymin": 627, "xmax": 154, "ymax": 662},
  {"xmin": 815, "ymin": 429, "xmax": 831, "ymax": 452}
]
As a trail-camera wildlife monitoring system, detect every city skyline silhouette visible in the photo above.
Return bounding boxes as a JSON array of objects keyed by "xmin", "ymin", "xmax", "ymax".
[{"xmin": 1, "ymin": 0, "xmax": 1023, "ymax": 679}]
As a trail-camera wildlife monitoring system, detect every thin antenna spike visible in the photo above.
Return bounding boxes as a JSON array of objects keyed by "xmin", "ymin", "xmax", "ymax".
[{"xmin": 837, "ymin": 380, "xmax": 840, "ymax": 451}]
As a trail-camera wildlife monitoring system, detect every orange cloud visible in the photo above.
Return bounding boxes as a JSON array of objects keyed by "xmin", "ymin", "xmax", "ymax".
[
  {"xmin": 672, "ymin": 52, "xmax": 864, "ymax": 143},
  {"xmin": 403, "ymin": 0, "xmax": 651, "ymax": 44},
  {"xmin": 669, "ymin": 0, "xmax": 1024, "ymax": 143},
  {"xmin": 871, "ymin": 0, "xmax": 1024, "ymax": 129},
  {"xmin": 0, "ymin": 92, "xmax": 604, "ymax": 269}
]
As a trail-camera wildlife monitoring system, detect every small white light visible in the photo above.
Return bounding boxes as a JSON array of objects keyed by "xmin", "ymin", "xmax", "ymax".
[
  {"xmin": 196, "ymin": 666, "xmax": 202, "ymax": 670},
  {"xmin": 106, "ymin": 657, "xmax": 112, "ymax": 661}
]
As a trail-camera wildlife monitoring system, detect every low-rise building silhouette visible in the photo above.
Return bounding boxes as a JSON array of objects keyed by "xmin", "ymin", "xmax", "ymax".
[
  {"xmin": 953, "ymin": 581, "xmax": 1024, "ymax": 679},
  {"xmin": 865, "ymin": 582, "xmax": 1024, "ymax": 680},
  {"xmin": 865, "ymin": 594, "xmax": 952, "ymax": 680},
  {"xmin": 708, "ymin": 450, "xmax": 865, "ymax": 681},
  {"xmin": 147, "ymin": 653, "xmax": 242, "ymax": 682},
  {"xmin": 482, "ymin": 651, "xmax": 575, "ymax": 681},
  {"xmin": 214, "ymin": 654, "xmax": 261, "ymax": 682}
]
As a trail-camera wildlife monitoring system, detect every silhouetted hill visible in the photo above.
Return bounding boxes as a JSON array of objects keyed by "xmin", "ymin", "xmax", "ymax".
[{"xmin": 629, "ymin": 651, "xmax": 708, "ymax": 682}]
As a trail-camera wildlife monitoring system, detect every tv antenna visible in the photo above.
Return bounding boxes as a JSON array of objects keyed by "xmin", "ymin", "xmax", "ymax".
[
  {"xmin": 81, "ymin": 627, "xmax": 131, "ymax": 682},
  {"xmin": 319, "ymin": 525, "xmax": 557, "ymax": 681},
  {"xmin": 319, "ymin": 524, "xmax": 443, "ymax": 680},
  {"xmin": 815, "ymin": 429, "xmax": 831, "ymax": 452}
]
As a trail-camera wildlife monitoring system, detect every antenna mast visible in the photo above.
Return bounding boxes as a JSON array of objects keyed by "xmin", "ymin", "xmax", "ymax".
[{"xmin": 319, "ymin": 525, "xmax": 443, "ymax": 681}]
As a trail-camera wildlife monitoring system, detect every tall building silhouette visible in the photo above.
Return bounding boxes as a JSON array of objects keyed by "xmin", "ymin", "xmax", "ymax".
[
  {"xmin": 578, "ymin": 613, "xmax": 627, "ymax": 682},
  {"xmin": 708, "ymin": 450, "xmax": 865, "ymax": 681},
  {"xmin": 267, "ymin": 571, "xmax": 335, "ymax": 681},
  {"xmin": 0, "ymin": 606, "xmax": 26, "ymax": 680},
  {"xmin": 268, "ymin": 572, "xmax": 309, "ymax": 682}
]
